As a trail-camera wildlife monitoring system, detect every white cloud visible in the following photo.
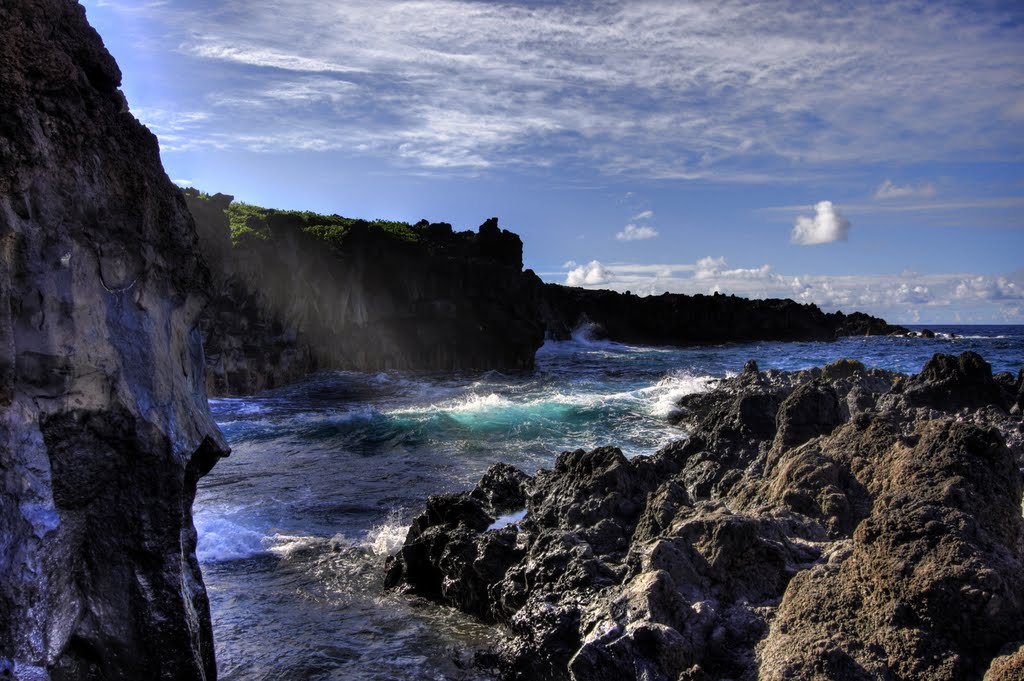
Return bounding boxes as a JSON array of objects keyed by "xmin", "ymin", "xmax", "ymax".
[
  {"xmin": 874, "ymin": 180, "xmax": 937, "ymax": 200},
  {"xmin": 566, "ymin": 260, "xmax": 614, "ymax": 287},
  {"xmin": 616, "ymin": 224, "xmax": 659, "ymax": 241},
  {"xmin": 549, "ymin": 264, "xmax": 1024, "ymax": 323},
  {"xmin": 171, "ymin": 178, "xmax": 193, "ymax": 186},
  {"xmin": 791, "ymin": 201, "xmax": 850, "ymax": 245},
  {"xmin": 694, "ymin": 256, "xmax": 727, "ymax": 279},
  {"xmin": 631, "ymin": 210, "xmax": 654, "ymax": 221}
]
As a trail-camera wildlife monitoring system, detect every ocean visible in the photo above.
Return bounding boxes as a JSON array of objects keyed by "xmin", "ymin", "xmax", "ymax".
[{"xmin": 195, "ymin": 325, "xmax": 1023, "ymax": 680}]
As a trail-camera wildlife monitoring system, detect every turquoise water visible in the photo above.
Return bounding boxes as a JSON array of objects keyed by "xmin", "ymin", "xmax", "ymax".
[{"xmin": 196, "ymin": 325, "xmax": 1023, "ymax": 680}]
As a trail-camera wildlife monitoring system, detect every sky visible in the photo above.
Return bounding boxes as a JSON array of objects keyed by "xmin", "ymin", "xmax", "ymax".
[{"xmin": 79, "ymin": 0, "xmax": 1024, "ymax": 324}]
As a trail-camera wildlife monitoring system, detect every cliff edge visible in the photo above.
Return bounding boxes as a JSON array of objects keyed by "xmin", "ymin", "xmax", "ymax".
[
  {"xmin": 1, "ymin": 2, "xmax": 228, "ymax": 679},
  {"xmin": 185, "ymin": 191, "xmax": 546, "ymax": 395},
  {"xmin": 185, "ymin": 194, "xmax": 905, "ymax": 397}
]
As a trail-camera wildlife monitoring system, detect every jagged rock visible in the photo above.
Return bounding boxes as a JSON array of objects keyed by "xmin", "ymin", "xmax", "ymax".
[
  {"xmin": 892, "ymin": 351, "xmax": 1008, "ymax": 412},
  {"xmin": 985, "ymin": 643, "xmax": 1024, "ymax": 680},
  {"xmin": 388, "ymin": 352, "xmax": 1024, "ymax": 680},
  {"xmin": 0, "ymin": 2, "xmax": 227, "ymax": 679},
  {"xmin": 759, "ymin": 421, "xmax": 1024, "ymax": 680}
]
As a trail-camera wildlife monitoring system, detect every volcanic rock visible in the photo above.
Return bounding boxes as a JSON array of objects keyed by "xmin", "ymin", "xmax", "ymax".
[
  {"xmin": 388, "ymin": 352, "xmax": 1024, "ymax": 680},
  {"xmin": 0, "ymin": 2, "xmax": 227, "ymax": 679}
]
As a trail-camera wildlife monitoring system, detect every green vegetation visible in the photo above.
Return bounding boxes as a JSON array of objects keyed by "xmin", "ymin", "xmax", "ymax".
[{"xmin": 217, "ymin": 199, "xmax": 426, "ymax": 248}]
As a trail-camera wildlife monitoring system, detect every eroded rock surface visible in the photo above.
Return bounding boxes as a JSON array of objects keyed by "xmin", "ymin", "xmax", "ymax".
[
  {"xmin": 388, "ymin": 352, "xmax": 1024, "ymax": 680},
  {"xmin": 0, "ymin": 2, "xmax": 228, "ymax": 679}
]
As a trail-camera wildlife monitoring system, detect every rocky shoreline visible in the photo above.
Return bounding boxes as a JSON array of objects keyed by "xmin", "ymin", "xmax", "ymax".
[
  {"xmin": 386, "ymin": 352, "xmax": 1024, "ymax": 680},
  {"xmin": 2, "ymin": 2, "xmax": 1013, "ymax": 680}
]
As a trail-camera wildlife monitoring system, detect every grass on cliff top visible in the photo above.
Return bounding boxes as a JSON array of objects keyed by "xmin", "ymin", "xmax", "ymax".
[{"xmin": 223, "ymin": 201, "xmax": 424, "ymax": 247}]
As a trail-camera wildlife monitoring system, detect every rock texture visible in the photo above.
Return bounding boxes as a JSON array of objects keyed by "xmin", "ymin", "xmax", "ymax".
[
  {"xmin": 0, "ymin": 2, "xmax": 228, "ymax": 679},
  {"xmin": 387, "ymin": 352, "xmax": 1024, "ymax": 680}
]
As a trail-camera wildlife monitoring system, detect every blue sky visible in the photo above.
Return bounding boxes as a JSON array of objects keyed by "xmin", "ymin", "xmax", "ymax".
[{"xmin": 80, "ymin": 0, "xmax": 1024, "ymax": 323}]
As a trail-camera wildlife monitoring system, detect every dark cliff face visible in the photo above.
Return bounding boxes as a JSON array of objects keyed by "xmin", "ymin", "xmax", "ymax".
[
  {"xmin": 0, "ymin": 2, "xmax": 228, "ymax": 679},
  {"xmin": 539, "ymin": 284, "xmax": 906, "ymax": 344},
  {"xmin": 185, "ymin": 192, "xmax": 546, "ymax": 396},
  {"xmin": 187, "ymin": 193, "xmax": 905, "ymax": 397}
]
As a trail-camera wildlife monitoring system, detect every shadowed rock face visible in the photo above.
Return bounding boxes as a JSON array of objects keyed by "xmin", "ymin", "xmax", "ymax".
[
  {"xmin": 185, "ymin": 192, "xmax": 545, "ymax": 396},
  {"xmin": 0, "ymin": 2, "xmax": 228, "ymax": 679},
  {"xmin": 538, "ymin": 285, "xmax": 906, "ymax": 345},
  {"xmin": 387, "ymin": 353, "xmax": 1024, "ymax": 680}
]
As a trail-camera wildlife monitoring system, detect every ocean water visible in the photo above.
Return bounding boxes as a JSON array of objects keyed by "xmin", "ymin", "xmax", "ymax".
[{"xmin": 196, "ymin": 325, "xmax": 1023, "ymax": 680}]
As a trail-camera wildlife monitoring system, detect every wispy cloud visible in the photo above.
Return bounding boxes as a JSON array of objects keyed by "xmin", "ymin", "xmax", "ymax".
[
  {"xmin": 874, "ymin": 180, "xmax": 936, "ymax": 200},
  {"xmin": 616, "ymin": 224, "xmax": 659, "ymax": 241},
  {"xmin": 113, "ymin": 0, "xmax": 1024, "ymax": 176},
  {"xmin": 762, "ymin": 196, "xmax": 1024, "ymax": 218},
  {"xmin": 791, "ymin": 201, "xmax": 850, "ymax": 245}
]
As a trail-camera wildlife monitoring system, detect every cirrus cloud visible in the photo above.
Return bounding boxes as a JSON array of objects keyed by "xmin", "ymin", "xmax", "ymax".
[
  {"xmin": 874, "ymin": 180, "xmax": 937, "ymax": 200},
  {"xmin": 616, "ymin": 224, "xmax": 659, "ymax": 241}
]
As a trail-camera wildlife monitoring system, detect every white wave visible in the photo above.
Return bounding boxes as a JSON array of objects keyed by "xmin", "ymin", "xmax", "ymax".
[
  {"xmin": 944, "ymin": 334, "xmax": 1009, "ymax": 340},
  {"xmin": 487, "ymin": 509, "xmax": 527, "ymax": 531},
  {"xmin": 208, "ymin": 397, "xmax": 270, "ymax": 414},
  {"xmin": 648, "ymin": 372, "xmax": 716, "ymax": 419},
  {"xmin": 363, "ymin": 518, "xmax": 410, "ymax": 557},
  {"xmin": 215, "ymin": 417, "xmax": 274, "ymax": 431},
  {"xmin": 448, "ymin": 393, "xmax": 514, "ymax": 413},
  {"xmin": 195, "ymin": 515, "xmax": 266, "ymax": 562},
  {"xmin": 264, "ymin": 533, "xmax": 325, "ymax": 558},
  {"xmin": 570, "ymin": 322, "xmax": 603, "ymax": 344}
]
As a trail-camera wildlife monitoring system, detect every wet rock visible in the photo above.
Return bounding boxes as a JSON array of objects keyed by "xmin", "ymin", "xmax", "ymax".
[{"xmin": 1, "ymin": 2, "xmax": 228, "ymax": 678}]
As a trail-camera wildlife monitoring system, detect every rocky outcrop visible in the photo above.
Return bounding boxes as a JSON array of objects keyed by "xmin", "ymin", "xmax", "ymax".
[
  {"xmin": 0, "ymin": 2, "xmax": 228, "ymax": 679},
  {"xmin": 185, "ymin": 192, "xmax": 545, "ymax": 395},
  {"xmin": 538, "ymin": 284, "xmax": 906, "ymax": 344},
  {"xmin": 386, "ymin": 352, "xmax": 1024, "ymax": 680}
]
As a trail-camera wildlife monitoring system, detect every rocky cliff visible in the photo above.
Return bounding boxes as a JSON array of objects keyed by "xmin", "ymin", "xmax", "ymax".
[
  {"xmin": 185, "ymin": 191, "xmax": 545, "ymax": 396},
  {"xmin": 186, "ymin": 195, "xmax": 905, "ymax": 396},
  {"xmin": 386, "ymin": 352, "xmax": 1024, "ymax": 680},
  {"xmin": 0, "ymin": 2, "xmax": 228, "ymax": 679},
  {"xmin": 539, "ymin": 284, "xmax": 905, "ymax": 344}
]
